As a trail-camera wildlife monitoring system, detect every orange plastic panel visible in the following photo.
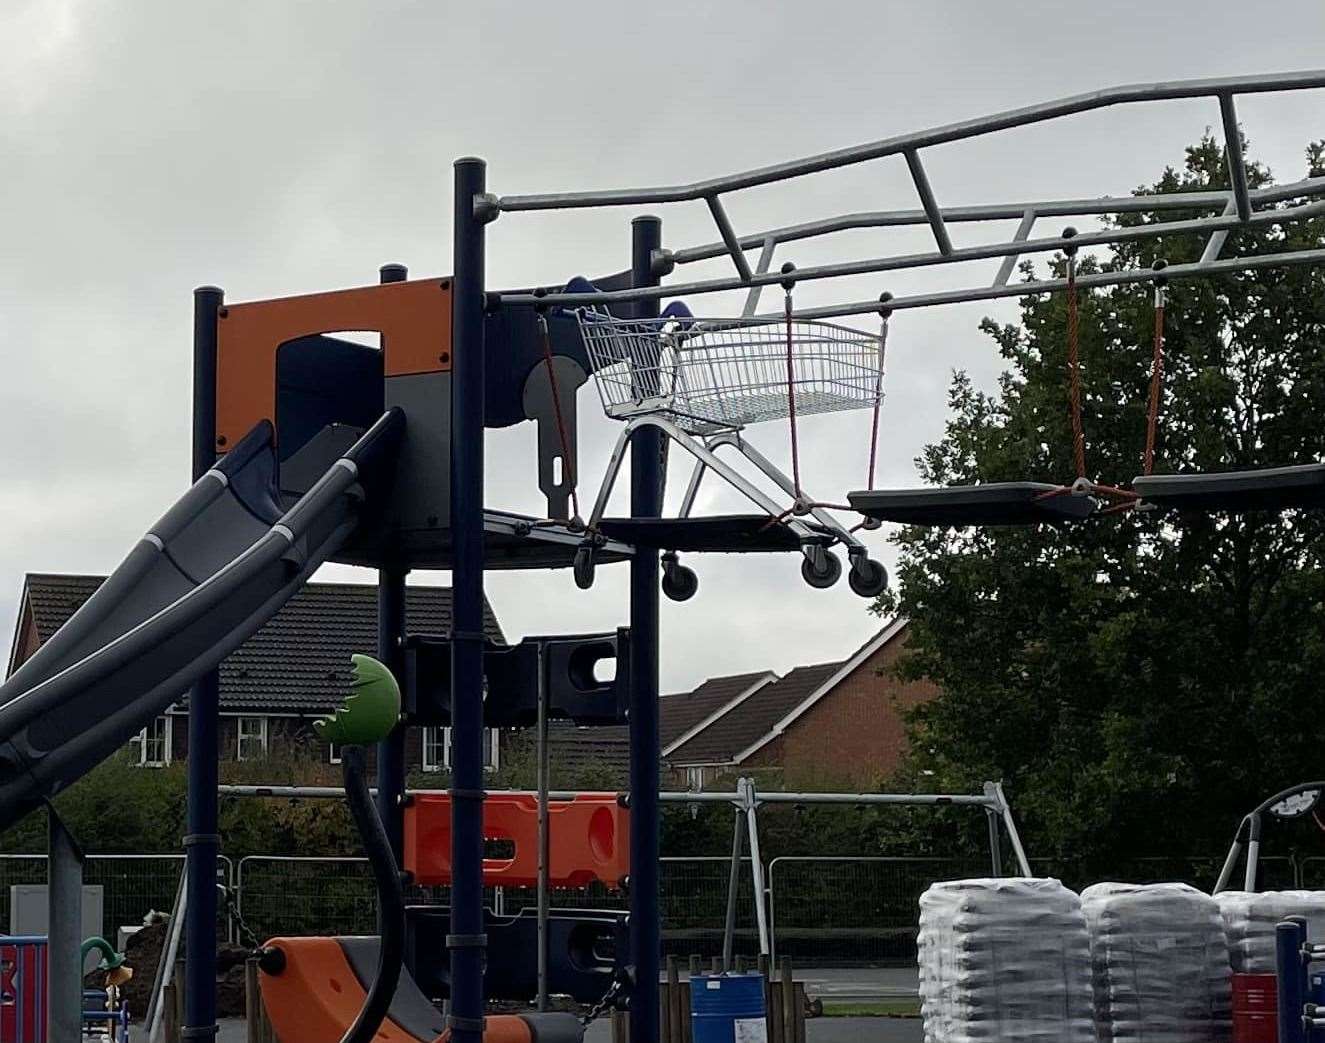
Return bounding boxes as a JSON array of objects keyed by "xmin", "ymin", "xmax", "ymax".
[
  {"xmin": 258, "ymin": 936, "xmax": 434, "ymax": 1043},
  {"xmin": 404, "ymin": 793, "xmax": 629, "ymax": 889},
  {"xmin": 258, "ymin": 936, "xmax": 534, "ymax": 1043},
  {"xmin": 215, "ymin": 277, "xmax": 452, "ymax": 450}
]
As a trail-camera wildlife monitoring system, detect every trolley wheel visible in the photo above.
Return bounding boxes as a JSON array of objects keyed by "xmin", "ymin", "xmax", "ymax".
[
  {"xmin": 661, "ymin": 559, "xmax": 699, "ymax": 602},
  {"xmin": 848, "ymin": 556, "xmax": 889, "ymax": 598},
  {"xmin": 800, "ymin": 547, "xmax": 842, "ymax": 589},
  {"xmin": 573, "ymin": 545, "xmax": 596, "ymax": 590}
]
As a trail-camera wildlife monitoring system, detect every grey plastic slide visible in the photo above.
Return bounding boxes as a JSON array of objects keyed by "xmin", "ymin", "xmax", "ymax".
[{"xmin": 0, "ymin": 410, "xmax": 403, "ymax": 832}]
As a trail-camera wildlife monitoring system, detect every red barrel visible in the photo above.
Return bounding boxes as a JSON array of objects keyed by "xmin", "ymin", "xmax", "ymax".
[{"xmin": 1232, "ymin": 972, "xmax": 1278, "ymax": 1043}]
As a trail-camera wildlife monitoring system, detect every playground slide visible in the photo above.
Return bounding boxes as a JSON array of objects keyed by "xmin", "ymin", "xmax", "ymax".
[{"xmin": 0, "ymin": 410, "xmax": 403, "ymax": 832}]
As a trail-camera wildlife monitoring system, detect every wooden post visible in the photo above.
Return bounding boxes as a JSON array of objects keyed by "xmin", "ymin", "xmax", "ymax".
[
  {"xmin": 779, "ymin": 958, "xmax": 796, "ymax": 1043},
  {"xmin": 665, "ymin": 955, "xmax": 681, "ymax": 1043},
  {"xmin": 169, "ymin": 958, "xmax": 187, "ymax": 1043},
  {"xmin": 611, "ymin": 1007, "xmax": 629, "ymax": 1043},
  {"xmin": 793, "ymin": 982, "xmax": 807, "ymax": 1043}
]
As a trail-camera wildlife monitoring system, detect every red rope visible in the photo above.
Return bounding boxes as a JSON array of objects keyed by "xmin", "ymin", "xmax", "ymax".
[
  {"xmin": 1065, "ymin": 255, "xmax": 1087, "ymax": 481},
  {"xmin": 784, "ymin": 289, "xmax": 802, "ymax": 498},
  {"xmin": 1142, "ymin": 288, "xmax": 1165, "ymax": 477},
  {"xmin": 537, "ymin": 315, "xmax": 580, "ymax": 520}
]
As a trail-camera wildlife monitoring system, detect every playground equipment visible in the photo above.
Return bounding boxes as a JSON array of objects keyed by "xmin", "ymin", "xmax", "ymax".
[
  {"xmin": 1215, "ymin": 782, "xmax": 1325, "ymax": 895},
  {"xmin": 0, "ymin": 68, "xmax": 1320, "ymax": 1042},
  {"xmin": 0, "ymin": 935, "xmax": 133, "ymax": 1042}
]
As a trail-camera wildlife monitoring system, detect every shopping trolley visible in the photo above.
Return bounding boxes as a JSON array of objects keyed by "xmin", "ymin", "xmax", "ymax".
[{"xmin": 570, "ymin": 306, "xmax": 889, "ymax": 599}]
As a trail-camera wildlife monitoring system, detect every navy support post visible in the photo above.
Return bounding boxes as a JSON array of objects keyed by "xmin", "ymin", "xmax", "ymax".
[
  {"xmin": 376, "ymin": 262, "xmax": 410, "ymax": 868},
  {"xmin": 628, "ymin": 215, "xmax": 663, "ymax": 1043},
  {"xmin": 449, "ymin": 157, "xmax": 490, "ymax": 1043},
  {"xmin": 1277, "ymin": 918, "xmax": 1308, "ymax": 1043},
  {"xmin": 185, "ymin": 285, "xmax": 224, "ymax": 1040}
]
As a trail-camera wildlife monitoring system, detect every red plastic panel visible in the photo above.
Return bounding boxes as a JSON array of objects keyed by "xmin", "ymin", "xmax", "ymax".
[{"xmin": 404, "ymin": 792, "xmax": 629, "ymax": 889}]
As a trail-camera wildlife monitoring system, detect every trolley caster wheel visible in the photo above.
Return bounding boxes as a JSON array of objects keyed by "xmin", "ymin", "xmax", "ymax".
[
  {"xmin": 661, "ymin": 557, "xmax": 699, "ymax": 602},
  {"xmin": 573, "ymin": 545, "xmax": 596, "ymax": 590},
  {"xmin": 800, "ymin": 547, "xmax": 842, "ymax": 589},
  {"xmin": 848, "ymin": 556, "xmax": 888, "ymax": 598}
]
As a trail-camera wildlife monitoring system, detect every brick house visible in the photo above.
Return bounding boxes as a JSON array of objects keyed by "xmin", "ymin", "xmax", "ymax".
[
  {"xmin": 5, "ymin": 573, "xmax": 506, "ymax": 774},
  {"xmin": 661, "ymin": 618, "xmax": 936, "ymax": 790}
]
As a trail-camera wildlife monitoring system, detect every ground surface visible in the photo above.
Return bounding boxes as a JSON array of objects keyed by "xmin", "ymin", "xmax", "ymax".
[
  {"xmin": 215, "ymin": 1014, "xmax": 923, "ymax": 1043},
  {"xmin": 213, "ymin": 967, "xmax": 924, "ymax": 1042}
]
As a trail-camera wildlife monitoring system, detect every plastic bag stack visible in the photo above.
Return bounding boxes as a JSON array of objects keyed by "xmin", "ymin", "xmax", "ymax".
[
  {"xmin": 1081, "ymin": 882, "xmax": 1232, "ymax": 1042},
  {"xmin": 917, "ymin": 877, "xmax": 1095, "ymax": 1043},
  {"xmin": 1213, "ymin": 890, "xmax": 1325, "ymax": 973}
]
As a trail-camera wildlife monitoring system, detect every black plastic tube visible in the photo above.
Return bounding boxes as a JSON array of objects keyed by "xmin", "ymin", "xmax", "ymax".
[{"xmin": 340, "ymin": 744, "xmax": 405, "ymax": 1043}]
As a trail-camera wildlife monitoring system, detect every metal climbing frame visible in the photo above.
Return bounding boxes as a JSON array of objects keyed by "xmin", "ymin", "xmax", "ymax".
[
  {"xmin": 490, "ymin": 70, "xmax": 1325, "ymax": 581},
  {"xmin": 490, "ymin": 71, "xmax": 1325, "ymax": 321}
]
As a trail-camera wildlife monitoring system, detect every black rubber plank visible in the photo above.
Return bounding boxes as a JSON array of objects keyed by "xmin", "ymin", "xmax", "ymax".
[
  {"xmin": 597, "ymin": 514, "xmax": 802, "ymax": 551},
  {"xmin": 339, "ymin": 937, "xmax": 447, "ymax": 1041},
  {"xmin": 849, "ymin": 482, "xmax": 1096, "ymax": 526},
  {"xmin": 1132, "ymin": 463, "xmax": 1325, "ymax": 512}
]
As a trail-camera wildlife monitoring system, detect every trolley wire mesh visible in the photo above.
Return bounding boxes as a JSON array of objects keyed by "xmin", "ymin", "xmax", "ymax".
[{"xmin": 577, "ymin": 313, "xmax": 885, "ymax": 435}]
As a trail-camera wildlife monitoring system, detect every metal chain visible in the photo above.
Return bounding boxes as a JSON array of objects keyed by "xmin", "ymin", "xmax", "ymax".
[
  {"xmin": 221, "ymin": 886, "xmax": 263, "ymax": 952},
  {"xmin": 580, "ymin": 971, "xmax": 629, "ymax": 1027}
]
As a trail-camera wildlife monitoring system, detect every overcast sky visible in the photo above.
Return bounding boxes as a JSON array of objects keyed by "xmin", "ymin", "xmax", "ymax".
[{"xmin": 2, "ymin": 0, "xmax": 1323, "ymax": 693}]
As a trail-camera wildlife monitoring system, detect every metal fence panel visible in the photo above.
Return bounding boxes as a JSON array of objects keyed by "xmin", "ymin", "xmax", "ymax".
[
  {"xmin": 0, "ymin": 854, "xmax": 194, "ymax": 943},
  {"xmin": 768, "ymin": 857, "xmax": 987, "ymax": 966}
]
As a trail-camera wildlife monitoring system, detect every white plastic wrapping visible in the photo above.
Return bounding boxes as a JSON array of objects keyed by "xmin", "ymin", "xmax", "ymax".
[
  {"xmin": 1081, "ymin": 882, "xmax": 1231, "ymax": 1042},
  {"xmin": 1214, "ymin": 890, "xmax": 1325, "ymax": 973},
  {"xmin": 917, "ymin": 877, "xmax": 1095, "ymax": 1043}
]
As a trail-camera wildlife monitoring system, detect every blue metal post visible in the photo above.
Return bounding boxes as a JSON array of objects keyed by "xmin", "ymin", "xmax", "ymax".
[
  {"xmin": 629, "ymin": 214, "xmax": 663, "ymax": 1043},
  {"xmin": 376, "ymin": 262, "xmax": 410, "ymax": 867},
  {"xmin": 185, "ymin": 285, "xmax": 223, "ymax": 1041},
  {"xmin": 1277, "ymin": 919, "xmax": 1307, "ymax": 1043},
  {"xmin": 449, "ymin": 157, "xmax": 489, "ymax": 1043}
]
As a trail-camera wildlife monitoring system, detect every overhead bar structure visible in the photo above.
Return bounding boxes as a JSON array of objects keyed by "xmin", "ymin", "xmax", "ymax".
[{"xmin": 484, "ymin": 70, "xmax": 1325, "ymax": 321}]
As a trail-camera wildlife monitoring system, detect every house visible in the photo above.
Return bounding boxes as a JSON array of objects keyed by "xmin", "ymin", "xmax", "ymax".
[
  {"xmin": 660, "ymin": 617, "xmax": 935, "ymax": 790},
  {"xmin": 5, "ymin": 573, "xmax": 506, "ymax": 774}
]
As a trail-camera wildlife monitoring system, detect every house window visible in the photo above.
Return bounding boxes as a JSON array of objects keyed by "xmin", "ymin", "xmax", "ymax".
[
  {"xmin": 236, "ymin": 717, "xmax": 268, "ymax": 761},
  {"xmin": 134, "ymin": 716, "xmax": 172, "ymax": 767},
  {"xmin": 422, "ymin": 727, "xmax": 499, "ymax": 773},
  {"xmin": 328, "ymin": 742, "xmax": 341, "ymax": 765},
  {"xmin": 685, "ymin": 766, "xmax": 708, "ymax": 792}
]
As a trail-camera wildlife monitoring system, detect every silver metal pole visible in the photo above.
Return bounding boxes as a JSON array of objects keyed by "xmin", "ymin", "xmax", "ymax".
[
  {"xmin": 985, "ymin": 808, "xmax": 1003, "ymax": 877},
  {"xmin": 986, "ymin": 782, "xmax": 1031, "ymax": 875},
  {"xmin": 536, "ymin": 643, "xmax": 551, "ymax": 1012},
  {"xmin": 48, "ymin": 811, "xmax": 83, "ymax": 1043},
  {"xmin": 904, "ymin": 149, "xmax": 953, "ymax": 255},
  {"xmin": 502, "ymin": 197, "xmax": 1325, "ymax": 312},
  {"xmin": 740, "ymin": 779, "xmax": 770, "ymax": 957},
  {"xmin": 670, "ymin": 176, "xmax": 1325, "ymax": 267},
  {"xmin": 496, "ymin": 71, "xmax": 1325, "ymax": 211},
  {"xmin": 721, "ymin": 805, "xmax": 746, "ymax": 970},
  {"xmin": 1214, "ymin": 837, "xmax": 1244, "ymax": 895},
  {"xmin": 146, "ymin": 869, "xmax": 188, "ymax": 1043},
  {"xmin": 1244, "ymin": 838, "xmax": 1261, "ymax": 892}
]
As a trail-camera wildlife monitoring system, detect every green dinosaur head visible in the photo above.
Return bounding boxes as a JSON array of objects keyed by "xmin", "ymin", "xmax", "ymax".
[{"xmin": 314, "ymin": 654, "xmax": 401, "ymax": 746}]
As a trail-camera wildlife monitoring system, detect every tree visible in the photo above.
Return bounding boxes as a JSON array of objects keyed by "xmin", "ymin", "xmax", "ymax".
[{"xmin": 877, "ymin": 136, "xmax": 1325, "ymax": 874}]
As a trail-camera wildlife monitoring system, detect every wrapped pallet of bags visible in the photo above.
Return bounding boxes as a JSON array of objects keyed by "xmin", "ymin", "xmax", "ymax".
[
  {"xmin": 917, "ymin": 877, "xmax": 1095, "ymax": 1043},
  {"xmin": 1213, "ymin": 890, "xmax": 1325, "ymax": 972},
  {"xmin": 1081, "ymin": 882, "xmax": 1231, "ymax": 1042}
]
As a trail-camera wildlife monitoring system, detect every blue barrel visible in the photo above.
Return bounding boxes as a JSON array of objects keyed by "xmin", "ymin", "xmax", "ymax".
[{"xmin": 690, "ymin": 972, "xmax": 767, "ymax": 1043}]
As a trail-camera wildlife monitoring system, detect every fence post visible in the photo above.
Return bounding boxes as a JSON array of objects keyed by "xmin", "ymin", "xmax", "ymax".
[
  {"xmin": 246, "ymin": 957, "xmax": 261, "ymax": 1043},
  {"xmin": 779, "ymin": 957, "xmax": 795, "ymax": 1043}
]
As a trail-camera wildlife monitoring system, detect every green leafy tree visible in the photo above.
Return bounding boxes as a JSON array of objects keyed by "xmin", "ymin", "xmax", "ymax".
[{"xmin": 878, "ymin": 136, "xmax": 1325, "ymax": 874}]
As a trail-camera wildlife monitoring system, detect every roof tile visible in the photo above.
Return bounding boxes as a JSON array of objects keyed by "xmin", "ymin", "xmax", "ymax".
[{"xmin": 18, "ymin": 573, "xmax": 503, "ymax": 714}]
